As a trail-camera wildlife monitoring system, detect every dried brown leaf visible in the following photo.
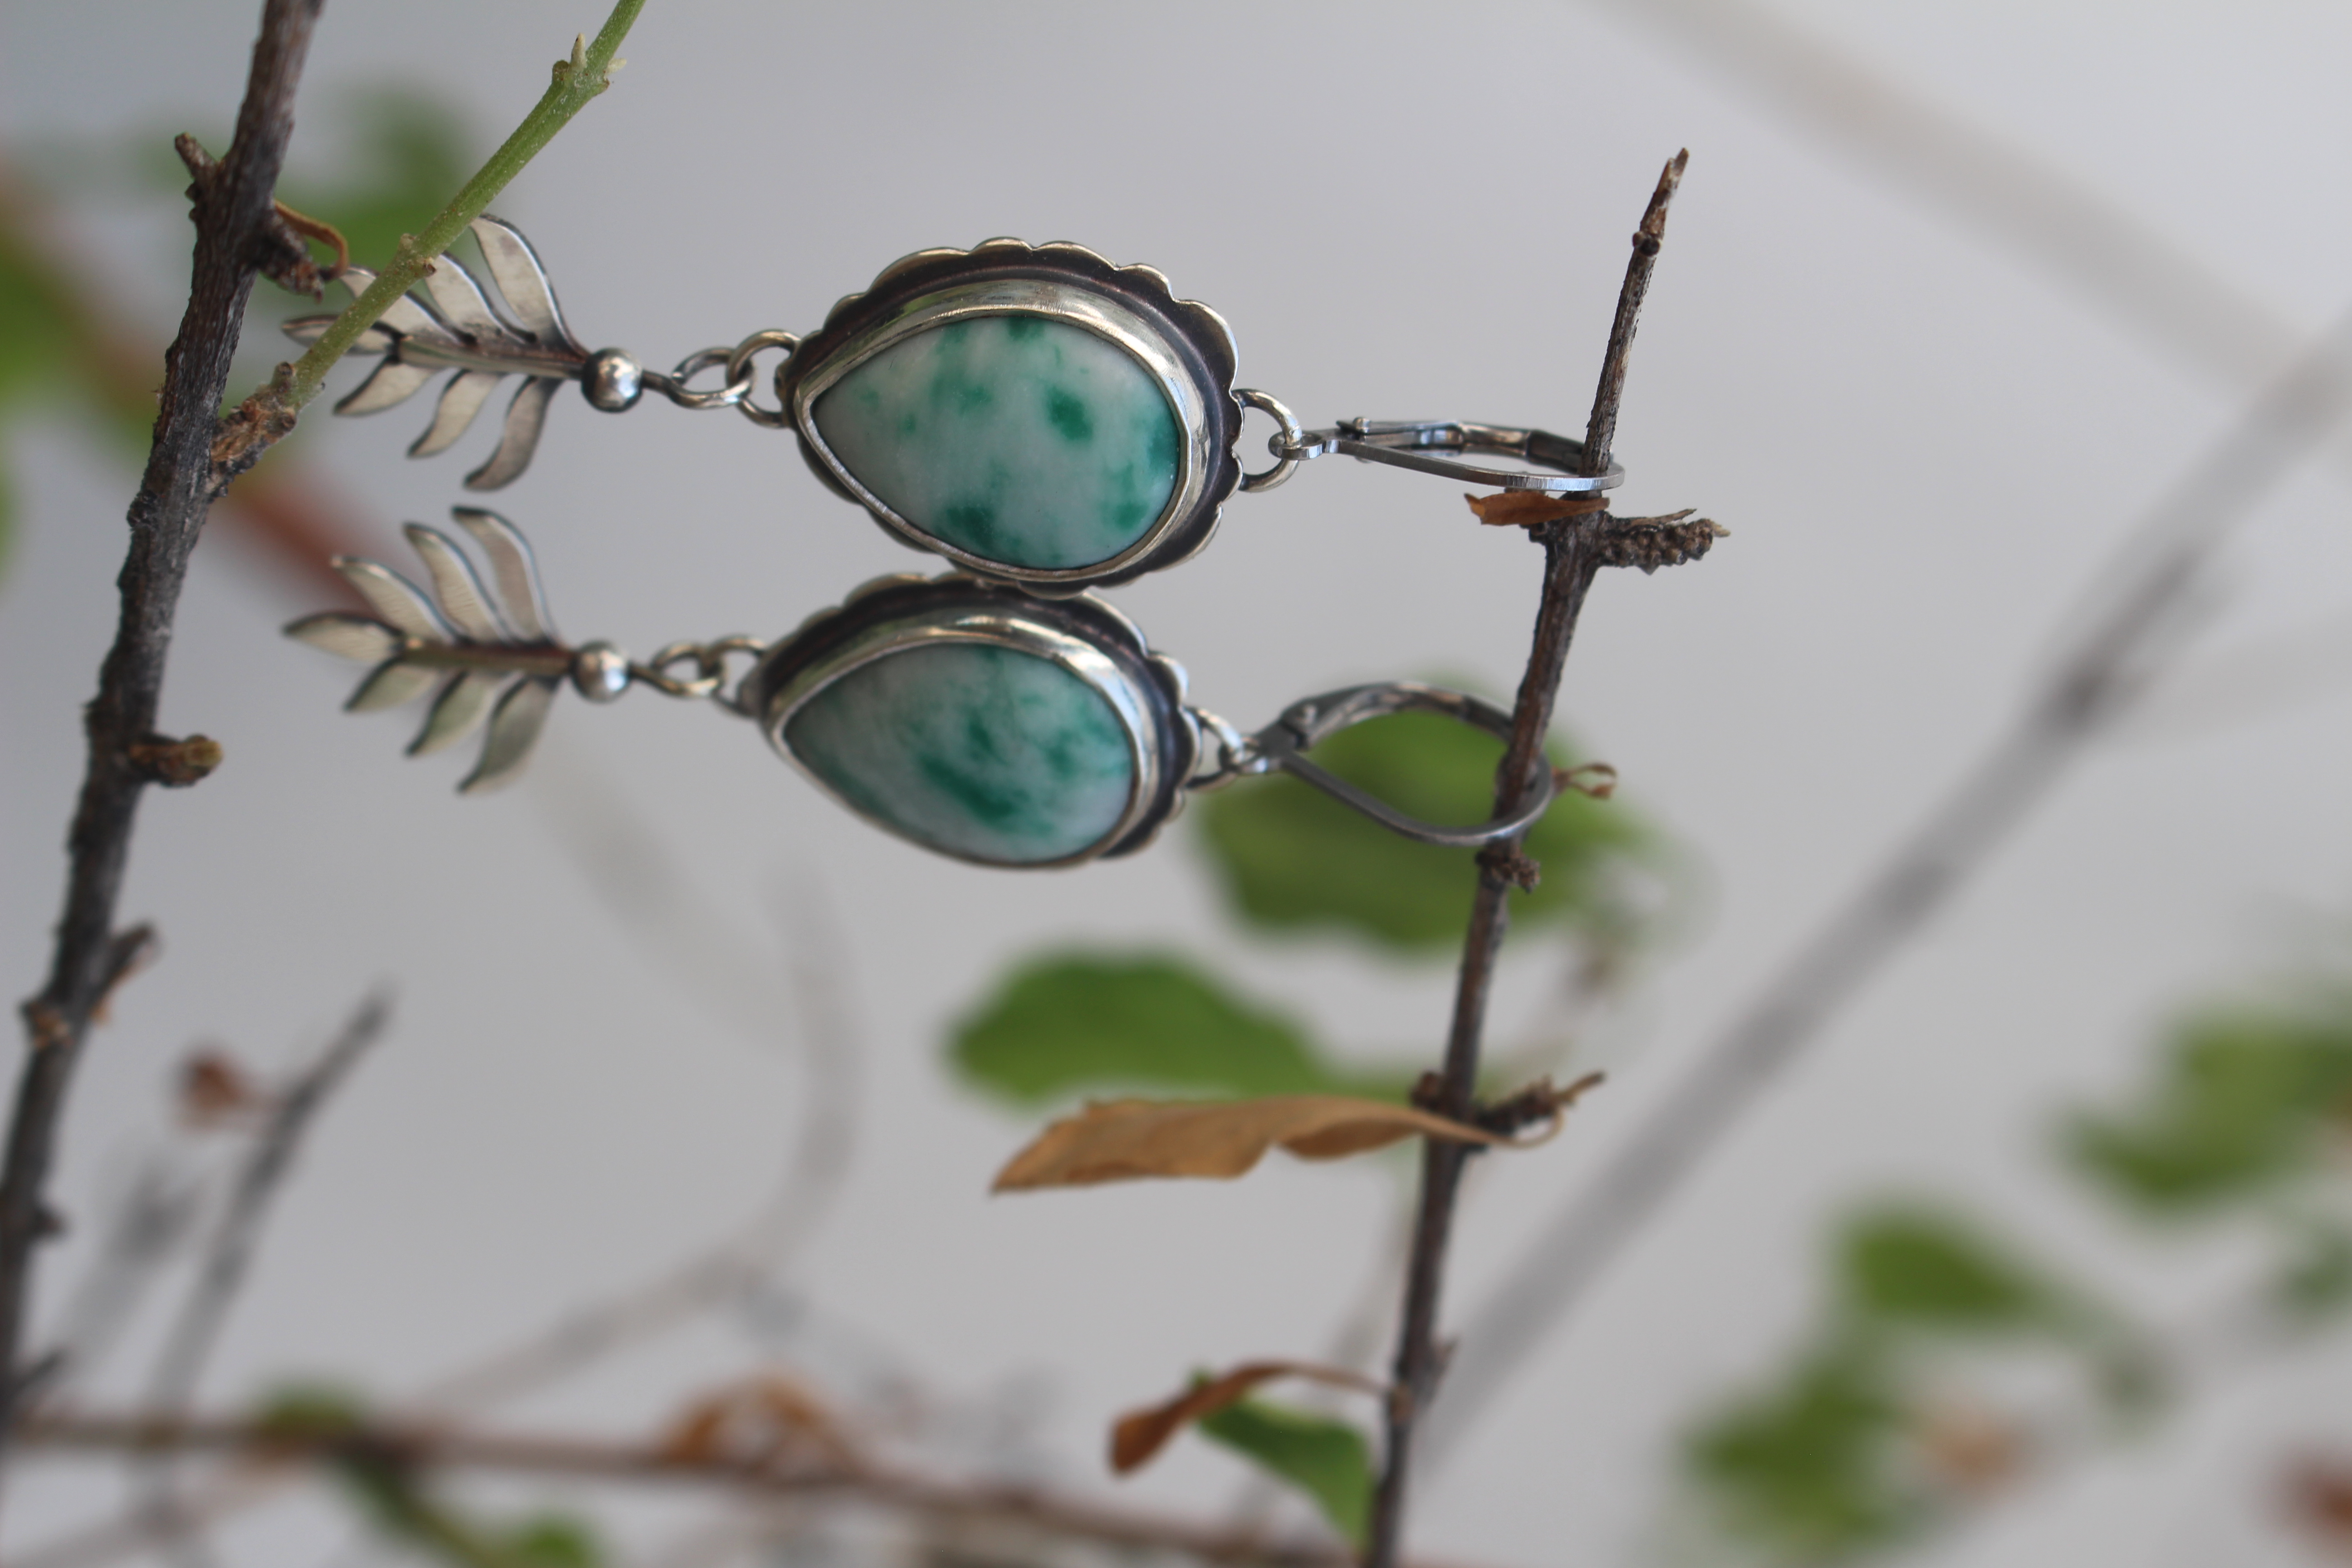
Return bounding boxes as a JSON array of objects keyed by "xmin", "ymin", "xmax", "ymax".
[
  {"xmin": 1464, "ymin": 490, "xmax": 1609, "ymax": 528},
  {"xmin": 658, "ymin": 1373, "xmax": 853, "ymax": 1470},
  {"xmin": 992, "ymin": 1095, "xmax": 1512, "ymax": 1191},
  {"xmin": 1110, "ymin": 1360, "xmax": 1383, "ymax": 1475},
  {"xmin": 178, "ymin": 1049, "xmax": 260, "ymax": 1127}
]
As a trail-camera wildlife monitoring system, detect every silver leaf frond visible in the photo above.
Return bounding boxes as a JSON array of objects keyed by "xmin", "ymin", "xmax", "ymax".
[
  {"xmin": 282, "ymin": 216, "xmax": 587, "ymax": 490},
  {"xmin": 283, "ymin": 509, "xmax": 572, "ymax": 790}
]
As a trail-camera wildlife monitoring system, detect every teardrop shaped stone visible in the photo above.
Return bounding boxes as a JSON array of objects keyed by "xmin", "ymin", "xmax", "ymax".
[
  {"xmin": 811, "ymin": 315, "xmax": 1181, "ymax": 570},
  {"xmin": 784, "ymin": 641, "xmax": 1136, "ymax": 864}
]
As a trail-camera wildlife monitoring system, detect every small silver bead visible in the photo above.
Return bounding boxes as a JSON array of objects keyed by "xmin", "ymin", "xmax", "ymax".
[
  {"xmin": 581, "ymin": 348, "xmax": 644, "ymax": 412},
  {"xmin": 572, "ymin": 642, "xmax": 631, "ymax": 702}
]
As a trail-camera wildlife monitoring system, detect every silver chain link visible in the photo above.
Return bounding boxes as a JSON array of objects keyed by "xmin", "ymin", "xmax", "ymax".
[
  {"xmin": 1184, "ymin": 707, "xmax": 1264, "ymax": 791},
  {"xmin": 641, "ymin": 330, "xmax": 800, "ymax": 428},
  {"xmin": 627, "ymin": 636, "xmax": 769, "ymax": 716}
]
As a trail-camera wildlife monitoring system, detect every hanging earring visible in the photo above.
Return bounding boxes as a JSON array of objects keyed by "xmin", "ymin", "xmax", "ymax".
[
  {"xmin": 286, "ymin": 510, "xmax": 1555, "ymax": 868},
  {"xmin": 284, "ymin": 219, "xmax": 1623, "ymax": 591}
]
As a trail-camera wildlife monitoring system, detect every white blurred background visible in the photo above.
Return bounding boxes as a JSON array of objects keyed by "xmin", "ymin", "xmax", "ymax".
[{"xmin": 5, "ymin": 2, "xmax": 2352, "ymax": 1564}]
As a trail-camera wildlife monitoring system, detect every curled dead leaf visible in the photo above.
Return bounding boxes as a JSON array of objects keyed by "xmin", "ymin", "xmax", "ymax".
[
  {"xmin": 1555, "ymin": 761, "xmax": 1618, "ymax": 800},
  {"xmin": 1464, "ymin": 490, "xmax": 1610, "ymax": 528},
  {"xmin": 1111, "ymin": 1360, "xmax": 1384, "ymax": 1475},
  {"xmin": 658, "ymin": 1373, "xmax": 854, "ymax": 1470},
  {"xmin": 178, "ymin": 1049, "xmax": 260, "ymax": 1128},
  {"xmin": 993, "ymin": 1095, "xmax": 1520, "ymax": 1191}
]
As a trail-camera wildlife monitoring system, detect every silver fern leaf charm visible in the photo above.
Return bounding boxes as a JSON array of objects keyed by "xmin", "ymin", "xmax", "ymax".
[
  {"xmin": 284, "ymin": 509, "xmax": 593, "ymax": 793},
  {"xmin": 283, "ymin": 216, "xmax": 589, "ymax": 490}
]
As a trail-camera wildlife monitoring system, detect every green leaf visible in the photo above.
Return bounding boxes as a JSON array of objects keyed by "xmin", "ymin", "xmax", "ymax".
[
  {"xmin": 1194, "ymin": 708, "xmax": 1650, "ymax": 953},
  {"xmin": 1837, "ymin": 1206, "xmax": 2066, "ymax": 1337},
  {"xmin": 948, "ymin": 954, "xmax": 1385, "ymax": 1106},
  {"xmin": 1198, "ymin": 1397, "xmax": 1374, "ymax": 1550},
  {"xmin": 2065, "ymin": 1008, "xmax": 2352, "ymax": 1215},
  {"xmin": 1684, "ymin": 1339, "xmax": 1917, "ymax": 1563},
  {"xmin": 0, "ymin": 233, "xmax": 76, "ymax": 407},
  {"xmin": 2274, "ymin": 1217, "xmax": 2352, "ymax": 1322},
  {"xmin": 499, "ymin": 1516, "xmax": 603, "ymax": 1568},
  {"xmin": 254, "ymin": 1385, "xmax": 602, "ymax": 1568},
  {"xmin": 276, "ymin": 90, "xmax": 474, "ymax": 281}
]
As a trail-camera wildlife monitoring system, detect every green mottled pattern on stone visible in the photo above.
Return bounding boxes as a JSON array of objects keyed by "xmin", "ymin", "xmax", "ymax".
[
  {"xmin": 786, "ymin": 641, "xmax": 1137, "ymax": 864},
  {"xmin": 813, "ymin": 314, "xmax": 1181, "ymax": 569}
]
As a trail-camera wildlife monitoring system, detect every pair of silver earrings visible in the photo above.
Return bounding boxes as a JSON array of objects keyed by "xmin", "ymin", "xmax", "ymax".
[{"xmin": 287, "ymin": 218, "xmax": 1610, "ymax": 868}]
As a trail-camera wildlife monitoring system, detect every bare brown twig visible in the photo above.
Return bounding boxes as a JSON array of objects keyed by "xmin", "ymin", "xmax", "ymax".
[
  {"xmin": 0, "ymin": 0, "xmax": 326, "ymax": 1481},
  {"xmin": 1362, "ymin": 151, "xmax": 1695, "ymax": 1568},
  {"xmin": 1421, "ymin": 301, "xmax": 2352, "ymax": 1470},
  {"xmin": 15, "ymin": 1410, "xmax": 1490, "ymax": 1568},
  {"xmin": 143, "ymin": 995, "xmax": 389, "ymax": 1416}
]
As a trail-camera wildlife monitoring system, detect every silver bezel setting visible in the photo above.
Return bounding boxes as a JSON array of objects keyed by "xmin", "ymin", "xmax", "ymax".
[
  {"xmin": 781, "ymin": 241, "xmax": 1242, "ymax": 593},
  {"xmin": 749, "ymin": 578, "xmax": 1197, "ymax": 869}
]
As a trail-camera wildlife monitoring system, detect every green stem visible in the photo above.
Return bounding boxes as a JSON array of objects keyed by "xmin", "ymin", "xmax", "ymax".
[{"xmin": 276, "ymin": 0, "xmax": 644, "ymax": 412}]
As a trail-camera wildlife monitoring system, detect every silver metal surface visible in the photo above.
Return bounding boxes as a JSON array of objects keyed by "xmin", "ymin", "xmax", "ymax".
[
  {"xmin": 1281, "ymin": 418, "xmax": 1626, "ymax": 492},
  {"xmin": 451, "ymin": 509, "xmax": 553, "ymax": 640},
  {"xmin": 286, "ymin": 509, "xmax": 577, "ymax": 792},
  {"xmin": 280, "ymin": 216, "xmax": 589, "ymax": 491},
  {"xmin": 581, "ymin": 348, "xmax": 645, "ymax": 412},
  {"xmin": 724, "ymin": 329, "xmax": 799, "ymax": 429},
  {"xmin": 1209, "ymin": 681, "xmax": 1558, "ymax": 848},
  {"xmin": 1234, "ymin": 387, "xmax": 1305, "ymax": 493},
  {"xmin": 570, "ymin": 642, "xmax": 631, "ymax": 702},
  {"xmin": 411, "ymin": 369, "xmax": 504, "ymax": 458},
  {"xmin": 643, "ymin": 346, "xmax": 752, "ymax": 411}
]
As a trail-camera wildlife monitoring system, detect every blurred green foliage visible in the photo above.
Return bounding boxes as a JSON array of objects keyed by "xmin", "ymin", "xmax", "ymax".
[
  {"xmin": 256, "ymin": 1384, "xmax": 605, "ymax": 1568},
  {"xmin": 1683, "ymin": 983, "xmax": 2352, "ymax": 1564},
  {"xmin": 2274, "ymin": 1217, "xmax": 2352, "ymax": 1321},
  {"xmin": 950, "ymin": 954, "xmax": 1402, "ymax": 1106},
  {"xmin": 1685, "ymin": 1341, "xmax": 1912, "ymax": 1563},
  {"xmin": 1198, "ymin": 1396, "xmax": 1375, "ymax": 1550},
  {"xmin": 1684, "ymin": 1208, "xmax": 2124, "ymax": 1564},
  {"xmin": 2066, "ymin": 1006, "xmax": 2352, "ymax": 1215},
  {"xmin": 275, "ymin": 91, "xmax": 472, "ymax": 278},
  {"xmin": 1195, "ymin": 709, "xmax": 1650, "ymax": 953},
  {"xmin": 946, "ymin": 708, "xmax": 1654, "ymax": 1113},
  {"xmin": 1836, "ymin": 1206, "xmax": 2070, "ymax": 1336}
]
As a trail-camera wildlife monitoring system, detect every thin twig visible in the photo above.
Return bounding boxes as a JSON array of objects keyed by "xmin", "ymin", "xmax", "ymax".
[
  {"xmin": 0, "ymin": 0, "xmax": 328, "ymax": 1483},
  {"xmin": 1361, "ymin": 151, "xmax": 1691, "ymax": 1568},
  {"xmin": 14, "ymin": 1411, "xmax": 1493, "ymax": 1568},
  {"xmin": 1420, "ymin": 301, "xmax": 2352, "ymax": 1470},
  {"xmin": 411, "ymin": 857, "xmax": 863, "ymax": 1413},
  {"xmin": 132, "ymin": 997, "xmax": 384, "ymax": 1568},
  {"xmin": 144, "ymin": 996, "xmax": 389, "ymax": 1413},
  {"xmin": 1581, "ymin": 0, "xmax": 2293, "ymax": 391},
  {"xmin": 0, "ymin": 151, "xmax": 380, "ymax": 600},
  {"xmin": 210, "ymin": 0, "xmax": 646, "ymax": 484}
]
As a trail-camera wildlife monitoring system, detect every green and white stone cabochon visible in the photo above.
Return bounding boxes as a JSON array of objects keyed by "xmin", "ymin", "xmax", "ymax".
[
  {"xmin": 811, "ymin": 315, "xmax": 1181, "ymax": 570},
  {"xmin": 783, "ymin": 641, "xmax": 1138, "ymax": 864}
]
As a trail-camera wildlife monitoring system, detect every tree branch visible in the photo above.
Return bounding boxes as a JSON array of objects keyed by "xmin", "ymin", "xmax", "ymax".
[
  {"xmin": 1361, "ymin": 150, "xmax": 1692, "ymax": 1568},
  {"xmin": 1418, "ymin": 299, "xmax": 2352, "ymax": 1474},
  {"xmin": 0, "ymin": 0, "xmax": 328, "ymax": 1486},
  {"xmin": 145, "ymin": 995, "xmax": 389, "ymax": 1415},
  {"xmin": 212, "ymin": 0, "xmax": 646, "ymax": 483},
  {"xmin": 14, "ymin": 1410, "xmax": 1491, "ymax": 1568}
]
